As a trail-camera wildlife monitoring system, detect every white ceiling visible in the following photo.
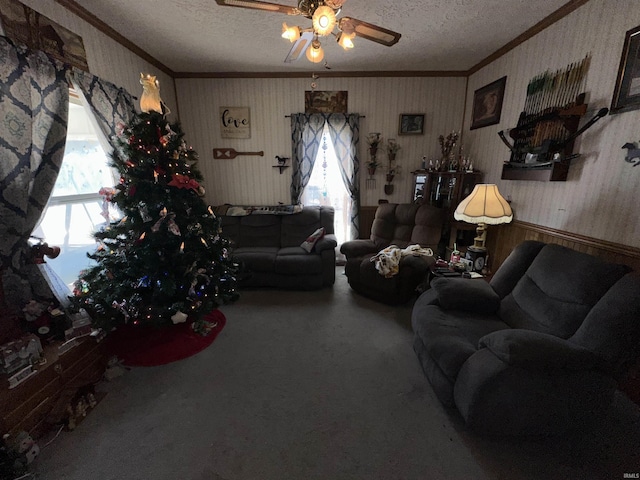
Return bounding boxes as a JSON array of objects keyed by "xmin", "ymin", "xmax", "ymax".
[{"xmin": 69, "ymin": 0, "xmax": 572, "ymax": 74}]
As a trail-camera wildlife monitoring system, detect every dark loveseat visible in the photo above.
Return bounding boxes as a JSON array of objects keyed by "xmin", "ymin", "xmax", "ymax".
[
  {"xmin": 340, "ymin": 203, "xmax": 444, "ymax": 304},
  {"xmin": 412, "ymin": 240, "xmax": 640, "ymax": 435},
  {"xmin": 219, "ymin": 205, "xmax": 336, "ymax": 289}
]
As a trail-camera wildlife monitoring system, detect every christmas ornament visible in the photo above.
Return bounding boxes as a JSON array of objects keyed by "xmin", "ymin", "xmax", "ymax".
[
  {"xmin": 171, "ymin": 311, "xmax": 188, "ymax": 324},
  {"xmin": 139, "ymin": 205, "xmax": 152, "ymax": 222},
  {"xmin": 168, "ymin": 174, "xmax": 200, "ymax": 192},
  {"xmin": 151, "ymin": 208, "xmax": 181, "ymax": 236},
  {"xmin": 112, "ymin": 300, "xmax": 130, "ymax": 322}
]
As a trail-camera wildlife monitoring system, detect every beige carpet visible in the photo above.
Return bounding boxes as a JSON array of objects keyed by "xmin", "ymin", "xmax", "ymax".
[{"xmin": 32, "ymin": 268, "xmax": 640, "ymax": 480}]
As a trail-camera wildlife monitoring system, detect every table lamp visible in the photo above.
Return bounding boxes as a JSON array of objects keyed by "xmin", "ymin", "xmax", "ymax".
[{"xmin": 453, "ymin": 184, "xmax": 513, "ymax": 272}]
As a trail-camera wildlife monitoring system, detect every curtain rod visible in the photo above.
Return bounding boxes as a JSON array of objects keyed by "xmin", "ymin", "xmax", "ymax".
[{"xmin": 284, "ymin": 114, "xmax": 365, "ymax": 118}]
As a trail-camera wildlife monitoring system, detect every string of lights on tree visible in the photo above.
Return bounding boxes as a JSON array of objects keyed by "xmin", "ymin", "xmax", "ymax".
[{"xmin": 72, "ymin": 105, "xmax": 239, "ymax": 335}]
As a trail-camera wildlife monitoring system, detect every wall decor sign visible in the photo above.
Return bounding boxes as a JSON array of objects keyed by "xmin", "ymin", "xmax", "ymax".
[
  {"xmin": 398, "ymin": 114, "xmax": 425, "ymax": 135},
  {"xmin": 220, "ymin": 107, "xmax": 251, "ymax": 139},
  {"xmin": 471, "ymin": 76, "xmax": 507, "ymax": 130},
  {"xmin": 304, "ymin": 91, "xmax": 348, "ymax": 113},
  {"xmin": 0, "ymin": 0, "xmax": 89, "ymax": 71},
  {"xmin": 611, "ymin": 24, "xmax": 640, "ymax": 114}
]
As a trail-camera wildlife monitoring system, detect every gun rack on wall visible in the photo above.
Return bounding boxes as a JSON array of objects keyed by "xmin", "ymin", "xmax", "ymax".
[
  {"xmin": 500, "ymin": 95, "xmax": 587, "ymax": 181},
  {"xmin": 499, "ymin": 56, "xmax": 600, "ymax": 182}
]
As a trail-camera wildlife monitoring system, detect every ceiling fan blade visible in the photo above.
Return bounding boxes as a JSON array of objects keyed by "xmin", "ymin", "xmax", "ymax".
[
  {"xmin": 340, "ymin": 17, "xmax": 401, "ymax": 47},
  {"xmin": 214, "ymin": 0, "xmax": 298, "ymax": 15},
  {"xmin": 284, "ymin": 31, "xmax": 314, "ymax": 63}
]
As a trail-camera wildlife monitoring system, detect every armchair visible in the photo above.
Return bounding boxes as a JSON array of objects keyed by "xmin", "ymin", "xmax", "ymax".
[
  {"xmin": 411, "ymin": 240, "xmax": 640, "ymax": 435},
  {"xmin": 341, "ymin": 203, "xmax": 444, "ymax": 304}
]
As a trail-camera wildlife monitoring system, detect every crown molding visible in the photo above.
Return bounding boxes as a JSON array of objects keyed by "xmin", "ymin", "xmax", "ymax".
[{"xmin": 467, "ymin": 0, "xmax": 591, "ymax": 75}]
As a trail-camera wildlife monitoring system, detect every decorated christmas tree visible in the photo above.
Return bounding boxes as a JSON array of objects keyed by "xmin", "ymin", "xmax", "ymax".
[{"xmin": 73, "ymin": 78, "xmax": 238, "ymax": 335}]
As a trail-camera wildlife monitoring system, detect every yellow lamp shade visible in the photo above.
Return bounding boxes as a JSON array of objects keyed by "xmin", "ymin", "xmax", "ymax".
[{"xmin": 454, "ymin": 184, "xmax": 513, "ymax": 225}]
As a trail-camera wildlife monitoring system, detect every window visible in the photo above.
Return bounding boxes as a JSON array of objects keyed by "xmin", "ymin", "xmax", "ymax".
[
  {"xmin": 301, "ymin": 125, "xmax": 352, "ymax": 260},
  {"xmin": 33, "ymin": 92, "xmax": 118, "ymax": 288}
]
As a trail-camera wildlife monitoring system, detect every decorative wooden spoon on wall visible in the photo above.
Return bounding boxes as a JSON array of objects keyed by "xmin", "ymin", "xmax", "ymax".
[{"xmin": 213, "ymin": 148, "xmax": 264, "ymax": 159}]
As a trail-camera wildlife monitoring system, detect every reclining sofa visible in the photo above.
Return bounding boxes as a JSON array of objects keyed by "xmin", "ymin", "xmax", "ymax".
[
  {"xmin": 412, "ymin": 240, "xmax": 640, "ymax": 435},
  {"xmin": 340, "ymin": 203, "xmax": 444, "ymax": 304},
  {"xmin": 219, "ymin": 205, "xmax": 336, "ymax": 289}
]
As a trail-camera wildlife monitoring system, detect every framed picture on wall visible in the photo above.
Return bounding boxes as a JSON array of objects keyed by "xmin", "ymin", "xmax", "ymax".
[
  {"xmin": 398, "ymin": 114, "xmax": 424, "ymax": 135},
  {"xmin": 304, "ymin": 91, "xmax": 348, "ymax": 113},
  {"xmin": 611, "ymin": 24, "xmax": 640, "ymax": 114},
  {"xmin": 470, "ymin": 76, "xmax": 506, "ymax": 130}
]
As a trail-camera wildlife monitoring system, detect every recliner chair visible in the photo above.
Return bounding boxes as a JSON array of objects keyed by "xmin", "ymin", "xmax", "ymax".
[
  {"xmin": 340, "ymin": 203, "xmax": 444, "ymax": 304},
  {"xmin": 412, "ymin": 240, "xmax": 640, "ymax": 435}
]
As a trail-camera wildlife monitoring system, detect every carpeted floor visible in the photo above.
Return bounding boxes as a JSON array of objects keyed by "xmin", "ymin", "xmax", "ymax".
[{"xmin": 33, "ymin": 268, "xmax": 640, "ymax": 480}]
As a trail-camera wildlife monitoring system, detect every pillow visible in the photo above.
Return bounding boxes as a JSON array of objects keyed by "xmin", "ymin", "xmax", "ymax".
[{"xmin": 301, "ymin": 227, "xmax": 325, "ymax": 253}]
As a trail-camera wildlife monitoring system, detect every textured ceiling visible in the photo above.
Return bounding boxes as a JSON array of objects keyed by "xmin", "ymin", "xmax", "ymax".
[{"xmin": 69, "ymin": 0, "xmax": 571, "ymax": 74}]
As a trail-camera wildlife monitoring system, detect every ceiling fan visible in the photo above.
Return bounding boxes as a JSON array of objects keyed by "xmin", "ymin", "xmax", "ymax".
[{"xmin": 214, "ymin": 0, "xmax": 402, "ymax": 64}]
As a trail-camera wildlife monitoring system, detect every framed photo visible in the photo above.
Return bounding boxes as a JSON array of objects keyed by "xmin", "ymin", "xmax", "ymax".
[
  {"xmin": 611, "ymin": 24, "xmax": 640, "ymax": 114},
  {"xmin": 305, "ymin": 91, "xmax": 348, "ymax": 113},
  {"xmin": 470, "ymin": 76, "xmax": 506, "ymax": 130},
  {"xmin": 398, "ymin": 114, "xmax": 424, "ymax": 135}
]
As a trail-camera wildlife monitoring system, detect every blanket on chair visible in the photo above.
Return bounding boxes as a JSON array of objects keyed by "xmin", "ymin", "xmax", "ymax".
[{"xmin": 370, "ymin": 244, "xmax": 434, "ymax": 278}]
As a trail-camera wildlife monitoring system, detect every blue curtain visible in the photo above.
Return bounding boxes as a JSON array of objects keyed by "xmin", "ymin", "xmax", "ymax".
[
  {"xmin": 325, "ymin": 113, "xmax": 360, "ymax": 239},
  {"xmin": 290, "ymin": 114, "xmax": 326, "ymax": 205},
  {"xmin": 291, "ymin": 113, "xmax": 360, "ymax": 239},
  {"xmin": 0, "ymin": 35, "xmax": 69, "ymax": 309},
  {"xmin": 71, "ymin": 68, "xmax": 136, "ymax": 156}
]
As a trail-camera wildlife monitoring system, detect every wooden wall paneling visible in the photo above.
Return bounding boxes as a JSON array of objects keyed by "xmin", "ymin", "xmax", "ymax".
[{"xmin": 487, "ymin": 220, "xmax": 640, "ymax": 273}]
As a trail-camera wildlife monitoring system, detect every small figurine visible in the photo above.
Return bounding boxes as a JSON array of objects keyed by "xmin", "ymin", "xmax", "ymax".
[
  {"xmin": 140, "ymin": 73, "xmax": 170, "ymax": 115},
  {"xmin": 12, "ymin": 431, "xmax": 39, "ymax": 467}
]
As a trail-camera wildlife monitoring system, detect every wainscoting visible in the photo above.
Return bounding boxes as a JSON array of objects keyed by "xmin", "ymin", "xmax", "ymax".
[{"xmin": 487, "ymin": 220, "xmax": 640, "ymax": 272}]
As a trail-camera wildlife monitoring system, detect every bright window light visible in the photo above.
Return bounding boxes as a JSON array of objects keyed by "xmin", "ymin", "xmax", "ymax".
[{"xmin": 33, "ymin": 94, "xmax": 118, "ymax": 289}]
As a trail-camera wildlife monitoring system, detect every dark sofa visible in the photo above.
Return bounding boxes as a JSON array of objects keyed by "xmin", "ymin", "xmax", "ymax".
[
  {"xmin": 412, "ymin": 240, "xmax": 640, "ymax": 435},
  {"xmin": 340, "ymin": 203, "xmax": 444, "ymax": 304},
  {"xmin": 219, "ymin": 205, "xmax": 336, "ymax": 289}
]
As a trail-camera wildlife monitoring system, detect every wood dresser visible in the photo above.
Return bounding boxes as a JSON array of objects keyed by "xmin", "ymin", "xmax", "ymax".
[{"xmin": 0, "ymin": 336, "xmax": 108, "ymax": 440}]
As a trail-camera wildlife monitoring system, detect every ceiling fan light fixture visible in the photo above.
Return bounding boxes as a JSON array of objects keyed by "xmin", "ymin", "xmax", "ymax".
[
  {"xmin": 312, "ymin": 5, "xmax": 336, "ymax": 36},
  {"xmin": 324, "ymin": 0, "xmax": 345, "ymax": 9},
  {"xmin": 305, "ymin": 40, "xmax": 325, "ymax": 63},
  {"xmin": 338, "ymin": 17, "xmax": 355, "ymax": 35},
  {"xmin": 337, "ymin": 31, "xmax": 355, "ymax": 50},
  {"xmin": 282, "ymin": 22, "xmax": 301, "ymax": 42}
]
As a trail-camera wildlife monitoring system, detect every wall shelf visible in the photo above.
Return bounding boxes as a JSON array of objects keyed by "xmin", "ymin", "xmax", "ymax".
[
  {"xmin": 500, "ymin": 94, "xmax": 588, "ymax": 182},
  {"xmin": 272, "ymin": 165, "xmax": 289, "ymax": 174},
  {"xmin": 501, "ymin": 161, "xmax": 570, "ymax": 182}
]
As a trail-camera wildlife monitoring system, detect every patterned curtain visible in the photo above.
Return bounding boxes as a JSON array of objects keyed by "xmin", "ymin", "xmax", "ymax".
[
  {"xmin": 0, "ymin": 36, "xmax": 69, "ymax": 309},
  {"xmin": 71, "ymin": 68, "xmax": 136, "ymax": 157},
  {"xmin": 325, "ymin": 113, "xmax": 360, "ymax": 239},
  {"xmin": 290, "ymin": 113, "xmax": 326, "ymax": 204}
]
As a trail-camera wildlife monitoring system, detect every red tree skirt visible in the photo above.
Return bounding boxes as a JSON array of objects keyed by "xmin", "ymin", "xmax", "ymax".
[{"xmin": 107, "ymin": 310, "xmax": 226, "ymax": 367}]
